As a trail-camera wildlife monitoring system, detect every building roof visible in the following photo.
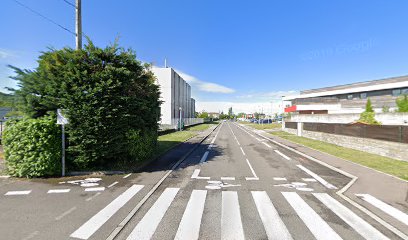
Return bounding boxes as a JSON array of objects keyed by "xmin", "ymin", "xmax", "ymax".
[{"xmin": 284, "ymin": 75, "xmax": 408, "ymax": 100}]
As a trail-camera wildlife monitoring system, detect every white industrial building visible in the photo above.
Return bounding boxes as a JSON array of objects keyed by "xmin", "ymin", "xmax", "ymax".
[{"xmin": 151, "ymin": 67, "xmax": 199, "ymax": 127}]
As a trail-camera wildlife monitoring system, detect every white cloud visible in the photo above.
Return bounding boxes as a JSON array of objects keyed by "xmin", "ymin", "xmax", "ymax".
[
  {"xmin": 0, "ymin": 49, "xmax": 14, "ymax": 59},
  {"xmin": 176, "ymin": 69, "xmax": 235, "ymax": 94}
]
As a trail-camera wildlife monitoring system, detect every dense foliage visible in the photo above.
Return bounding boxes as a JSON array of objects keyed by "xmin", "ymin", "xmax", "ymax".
[
  {"xmin": 9, "ymin": 41, "xmax": 161, "ymax": 169},
  {"xmin": 2, "ymin": 117, "xmax": 61, "ymax": 177},
  {"xmin": 396, "ymin": 95, "xmax": 408, "ymax": 112},
  {"xmin": 0, "ymin": 92, "xmax": 17, "ymax": 108}
]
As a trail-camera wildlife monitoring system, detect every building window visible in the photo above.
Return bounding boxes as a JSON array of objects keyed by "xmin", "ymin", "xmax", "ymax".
[
  {"xmin": 347, "ymin": 94, "xmax": 353, "ymax": 100},
  {"xmin": 360, "ymin": 93, "xmax": 367, "ymax": 99},
  {"xmin": 392, "ymin": 89, "xmax": 401, "ymax": 96},
  {"xmin": 402, "ymin": 88, "xmax": 408, "ymax": 95}
]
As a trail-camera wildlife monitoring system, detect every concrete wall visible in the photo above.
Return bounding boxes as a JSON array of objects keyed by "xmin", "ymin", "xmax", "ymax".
[
  {"xmin": 290, "ymin": 112, "xmax": 408, "ymax": 125},
  {"xmin": 283, "ymin": 122, "xmax": 408, "ymax": 161}
]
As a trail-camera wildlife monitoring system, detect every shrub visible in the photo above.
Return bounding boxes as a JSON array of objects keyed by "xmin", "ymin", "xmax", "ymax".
[
  {"xmin": 396, "ymin": 95, "xmax": 408, "ymax": 112},
  {"xmin": 365, "ymin": 98, "xmax": 374, "ymax": 112},
  {"xmin": 2, "ymin": 116, "xmax": 61, "ymax": 177},
  {"xmin": 9, "ymin": 40, "xmax": 161, "ymax": 169},
  {"xmin": 359, "ymin": 112, "xmax": 381, "ymax": 125}
]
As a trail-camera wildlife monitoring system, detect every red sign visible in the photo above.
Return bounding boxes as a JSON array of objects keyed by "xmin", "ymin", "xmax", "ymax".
[{"xmin": 284, "ymin": 105, "xmax": 297, "ymax": 112}]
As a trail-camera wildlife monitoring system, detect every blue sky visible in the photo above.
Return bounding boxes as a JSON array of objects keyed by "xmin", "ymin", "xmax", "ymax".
[{"xmin": 1, "ymin": 0, "xmax": 408, "ymax": 113}]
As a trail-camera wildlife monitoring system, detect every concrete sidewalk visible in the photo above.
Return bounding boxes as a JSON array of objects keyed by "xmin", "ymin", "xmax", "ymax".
[{"xmin": 255, "ymin": 128, "xmax": 408, "ymax": 234}]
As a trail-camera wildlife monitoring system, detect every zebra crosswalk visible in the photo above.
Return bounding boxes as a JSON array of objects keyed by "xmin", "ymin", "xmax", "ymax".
[{"xmin": 70, "ymin": 185, "xmax": 397, "ymax": 240}]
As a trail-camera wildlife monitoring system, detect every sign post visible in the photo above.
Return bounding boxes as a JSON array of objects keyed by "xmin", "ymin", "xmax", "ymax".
[{"xmin": 57, "ymin": 109, "xmax": 69, "ymax": 177}]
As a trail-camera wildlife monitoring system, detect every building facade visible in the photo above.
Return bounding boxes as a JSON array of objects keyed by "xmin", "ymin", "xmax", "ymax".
[
  {"xmin": 151, "ymin": 67, "xmax": 196, "ymax": 125},
  {"xmin": 284, "ymin": 75, "xmax": 408, "ymax": 114}
]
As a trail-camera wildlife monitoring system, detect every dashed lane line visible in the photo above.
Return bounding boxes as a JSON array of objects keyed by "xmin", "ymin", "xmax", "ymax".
[
  {"xmin": 221, "ymin": 177, "xmax": 236, "ymax": 181},
  {"xmin": 273, "ymin": 177, "xmax": 287, "ymax": 181},
  {"xmin": 47, "ymin": 189, "xmax": 71, "ymax": 194},
  {"xmin": 4, "ymin": 190, "xmax": 31, "ymax": 196},
  {"xmin": 199, "ymin": 151, "xmax": 210, "ymax": 164},
  {"xmin": 86, "ymin": 192, "xmax": 102, "ymax": 202},
  {"xmin": 84, "ymin": 187, "xmax": 105, "ymax": 192},
  {"xmin": 108, "ymin": 181, "xmax": 119, "ymax": 188},
  {"xmin": 274, "ymin": 150, "xmax": 291, "ymax": 160},
  {"xmin": 55, "ymin": 206, "xmax": 77, "ymax": 221},
  {"xmin": 123, "ymin": 173, "xmax": 132, "ymax": 179},
  {"xmin": 297, "ymin": 165, "xmax": 337, "ymax": 190},
  {"xmin": 262, "ymin": 142, "xmax": 272, "ymax": 148}
]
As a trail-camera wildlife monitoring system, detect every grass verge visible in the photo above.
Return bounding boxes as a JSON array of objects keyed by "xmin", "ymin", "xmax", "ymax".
[
  {"xmin": 239, "ymin": 121, "xmax": 281, "ymax": 130},
  {"xmin": 269, "ymin": 131, "xmax": 408, "ymax": 181},
  {"xmin": 155, "ymin": 122, "xmax": 217, "ymax": 158}
]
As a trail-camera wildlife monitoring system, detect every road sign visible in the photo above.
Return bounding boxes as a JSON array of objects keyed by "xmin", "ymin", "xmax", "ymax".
[
  {"xmin": 57, "ymin": 109, "xmax": 68, "ymax": 176},
  {"xmin": 57, "ymin": 109, "xmax": 69, "ymax": 125}
]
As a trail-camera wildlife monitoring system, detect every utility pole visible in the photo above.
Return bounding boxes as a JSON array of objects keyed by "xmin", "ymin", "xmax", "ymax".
[{"xmin": 76, "ymin": 0, "xmax": 82, "ymax": 50}]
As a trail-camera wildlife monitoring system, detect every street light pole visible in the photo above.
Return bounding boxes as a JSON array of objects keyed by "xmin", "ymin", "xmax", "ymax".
[{"xmin": 179, "ymin": 107, "xmax": 182, "ymax": 131}]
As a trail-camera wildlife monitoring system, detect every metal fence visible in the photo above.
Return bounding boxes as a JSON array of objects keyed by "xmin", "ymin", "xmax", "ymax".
[{"xmin": 298, "ymin": 122, "xmax": 408, "ymax": 143}]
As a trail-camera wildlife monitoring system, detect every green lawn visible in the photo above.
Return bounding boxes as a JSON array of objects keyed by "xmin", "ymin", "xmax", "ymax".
[
  {"xmin": 269, "ymin": 131, "xmax": 408, "ymax": 181},
  {"xmin": 239, "ymin": 121, "xmax": 282, "ymax": 130},
  {"xmin": 155, "ymin": 122, "xmax": 217, "ymax": 157}
]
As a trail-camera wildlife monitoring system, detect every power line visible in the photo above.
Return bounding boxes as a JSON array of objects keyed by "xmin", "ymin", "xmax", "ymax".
[
  {"xmin": 62, "ymin": 0, "xmax": 76, "ymax": 8},
  {"xmin": 12, "ymin": 0, "xmax": 76, "ymax": 36}
]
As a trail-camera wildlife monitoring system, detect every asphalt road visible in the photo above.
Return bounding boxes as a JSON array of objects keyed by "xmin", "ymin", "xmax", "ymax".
[{"xmin": 0, "ymin": 121, "xmax": 406, "ymax": 240}]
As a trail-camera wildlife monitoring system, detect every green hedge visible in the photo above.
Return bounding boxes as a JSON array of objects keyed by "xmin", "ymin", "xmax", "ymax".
[{"xmin": 3, "ymin": 117, "xmax": 61, "ymax": 177}]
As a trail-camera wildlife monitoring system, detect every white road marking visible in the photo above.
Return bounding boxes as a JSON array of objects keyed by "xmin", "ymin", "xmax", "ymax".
[
  {"xmin": 123, "ymin": 173, "xmax": 132, "ymax": 179},
  {"xmin": 236, "ymin": 139, "xmax": 240, "ymax": 145},
  {"xmin": 274, "ymin": 150, "xmax": 291, "ymax": 160},
  {"xmin": 282, "ymin": 192, "xmax": 342, "ymax": 240},
  {"xmin": 245, "ymin": 158, "xmax": 259, "ymax": 181},
  {"xmin": 297, "ymin": 165, "xmax": 337, "ymax": 189},
  {"xmin": 356, "ymin": 194, "xmax": 408, "ymax": 226},
  {"xmin": 84, "ymin": 187, "xmax": 105, "ymax": 192},
  {"xmin": 55, "ymin": 206, "xmax": 77, "ymax": 221},
  {"xmin": 108, "ymin": 181, "xmax": 119, "ymax": 188},
  {"xmin": 199, "ymin": 151, "xmax": 210, "ymax": 164},
  {"xmin": 85, "ymin": 192, "xmax": 102, "ymax": 202},
  {"xmin": 262, "ymin": 142, "xmax": 272, "ymax": 148},
  {"xmin": 256, "ymin": 137, "xmax": 262, "ymax": 141},
  {"xmin": 22, "ymin": 230, "xmax": 40, "ymax": 240},
  {"xmin": 251, "ymin": 191, "xmax": 293, "ymax": 240},
  {"xmin": 126, "ymin": 188, "xmax": 179, "ymax": 240},
  {"xmin": 314, "ymin": 193, "xmax": 389, "ymax": 240},
  {"xmin": 207, "ymin": 144, "xmax": 213, "ymax": 149},
  {"xmin": 174, "ymin": 190, "xmax": 207, "ymax": 240},
  {"xmin": 70, "ymin": 185, "xmax": 144, "ymax": 240},
  {"xmin": 47, "ymin": 189, "xmax": 71, "ymax": 194},
  {"xmin": 5, "ymin": 190, "xmax": 31, "ymax": 196},
  {"xmin": 273, "ymin": 177, "xmax": 287, "ymax": 181},
  {"xmin": 222, "ymin": 191, "xmax": 245, "ymax": 240},
  {"xmin": 240, "ymin": 147, "xmax": 246, "ymax": 156},
  {"xmin": 302, "ymin": 178, "xmax": 317, "ymax": 182},
  {"xmin": 221, "ymin": 177, "xmax": 236, "ymax": 181},
  {"xmin": 191, "ymin": 169, "xmax": 211, "ymax": 180}
]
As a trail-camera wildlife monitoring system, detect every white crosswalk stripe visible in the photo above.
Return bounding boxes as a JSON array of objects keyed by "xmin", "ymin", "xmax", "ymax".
[
  {"xmin": 221, "ymin": 191, "xmax": 245, "ymax": 240},
  {"xmin": 356, "ymin": 193, "xmax": 408, "ymax": 226},
  {"xmin": 314, "ymin": 193, "xmax": 390, "ymax": 240},
  {"xmin": 174, "ymin": 190, "xmax": 207, "ymax": 240},
  {"xmin": 251, "ymin": 191, "xmax": 293, "ymax": 240},
  {"xmin": 282, "ymin": 192, "xmax": 342, "ymax": 240},
  {"xmin": 126, "ymin": 188, "xmax": 179, "ymax": 240},
  {"xmin": 68, "ymin": 186, "xmax": 392, "ymax": 240},
  {"xmin": 70, "ymin": 184, "xmax": 144, "ymax": 240}
]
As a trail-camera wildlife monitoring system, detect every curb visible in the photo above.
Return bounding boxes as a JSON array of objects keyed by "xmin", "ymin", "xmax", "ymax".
[{"xmin": 106, "ymin": 122, "xmax": 221, "ymax": 240}]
